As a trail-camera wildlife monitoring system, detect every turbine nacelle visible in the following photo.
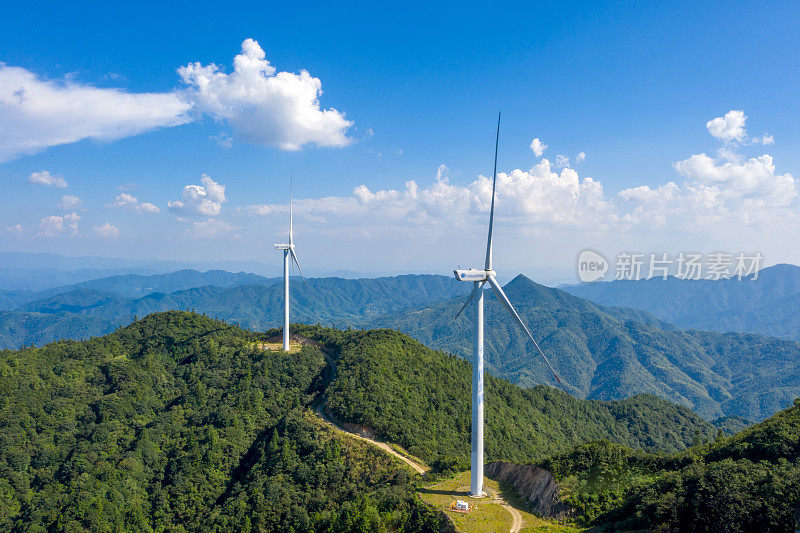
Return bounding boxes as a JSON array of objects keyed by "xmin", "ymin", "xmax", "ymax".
[
  {"xmin": 274, "ymin": 243, "xmax": 295, "ymax": 251},
  {"xmin": 453, "ymin": 268, "xmax": 496, "ymax": 282}
]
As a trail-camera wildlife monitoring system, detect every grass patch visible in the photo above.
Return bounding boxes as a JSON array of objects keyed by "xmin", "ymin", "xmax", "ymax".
[
  {"xmin": 255, "ymin": 341, "xmax": 302, "ymax": 353},
  {"xmin": 418, "ymin": 471, "xmax": 583, "ymax": 533}
]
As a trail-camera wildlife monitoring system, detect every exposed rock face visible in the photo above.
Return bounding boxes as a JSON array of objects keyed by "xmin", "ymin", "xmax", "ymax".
[{"xmin": 485, "ymin": 461, "xmax": 567, "ymax": 518}]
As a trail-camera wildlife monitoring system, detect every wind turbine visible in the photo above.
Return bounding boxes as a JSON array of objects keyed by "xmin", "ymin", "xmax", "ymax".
[
  {"xmin": 274, "ymin": 183, "xmax": 303, "ymax": 352},
  {"xmin": 453, "ymin": 112, "xmax": 563, "ymax": 497}
]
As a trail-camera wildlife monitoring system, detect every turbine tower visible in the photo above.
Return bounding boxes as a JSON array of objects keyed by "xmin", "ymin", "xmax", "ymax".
[
  {"xmin": 274, "ymin": 185, "xmax": 303, "ymax": 351},
  {"xmin": 453, "ymin": 112, "xmax": 563, "ymax": 497}
]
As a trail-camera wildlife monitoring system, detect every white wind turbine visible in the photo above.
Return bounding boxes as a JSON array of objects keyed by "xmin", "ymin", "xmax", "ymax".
[
  {"xmin": 453, "ymin": 112, "xmax": 563, "ymax": 497},
  {"xmin": 274, "ymin": 184, "xmax": 303, "ymax": 352}
]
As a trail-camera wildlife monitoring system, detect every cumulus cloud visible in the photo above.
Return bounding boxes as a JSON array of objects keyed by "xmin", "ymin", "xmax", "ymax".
[
  {"xmin": 168, "ymin": 174, "xmax": 226, "ymax": 217},
  {"xmin": 238, "ymin": 110, "xmax": 792, "ymax": 248},
  {"xmin": 38, "ymin": 212, "xmax": 80, "ymax": 237},
  {"xmin": 93, "ymin": 222, "xmax": 119, "ymax": 238},
  {"xmin": 28, "ymin": 170, "xmax": 67, "ymax": 188},
  {"xmin": 706, "ymin": 110, "xmax": 747, "ymax": 142},
  {"xmin": 243, "ymin": 158, "xmax": 609, "ymax": 233},
  {"xmin": 529, "ymin": 138, "xmax": 547, "ymax": 157},
  {"xmin": 112, "ymin": 193, "xmax": 160, "ymax": 213},
  {"xmin": 179, "ymin": 38, "xmax": 353, "ymax": 150},
  {"xmin": 618, "ymin": 152, "xmax": 796, "ymax": 228},
  {"xmin": 58, "ymin": 195, "xmax": 82, "ymax": 210},
  {"xmin": 754, "ymin": 133, "xmax": 774, "ymax": 145},
  {"xmin": 576, "ymin": 151, "xmax": 586, "ymax": 163},
  {"xmin": 0, "ymin": 64, "xmax": 191, "ymax": 162}
]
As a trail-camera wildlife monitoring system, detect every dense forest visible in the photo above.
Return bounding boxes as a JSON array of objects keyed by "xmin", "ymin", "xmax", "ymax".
[
  {"xmin": 0, "ymin": 312, "xmax": 445, "ymax": 531},
  {"xmin": 0, "ymin": 310, "xmax": 753, "ymax": 530},
  {"xmin": 535, "ymin": 399, "xmax": 800, "ymax": 530},
  {"xmin": 294, "ymin": 325, "xmax": 742, "ymax": 466},
  {"xmin": 5, "ymin": 269, "xmax": 800, "ymax": 425},
  {"xmin": 372, "ymin": 274, "xmax": 800, "ymax": 421}
]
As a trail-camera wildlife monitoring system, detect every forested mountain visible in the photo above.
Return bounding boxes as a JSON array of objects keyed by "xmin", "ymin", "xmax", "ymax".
[
  {"xmin": 295, "ymin": 325, "xmax": 739, "ymax": 464},
  {"xmin": 0, "ymin": 269, "xmax": 279, "ymax": 310},
  {"xmin": 0, "ymin": 274, "xmax": 470, "ymax": 349},
  {"xmin": 5, "ymin": 270, "xmax": 800, "ymax": 422},
  {"xmin": 0, "ymin": 311, "xmax": 740, "ymax": 530},
  {"xmin": 537, "ymin": 398, "xmax": 800, "ymax": 530},
  {"xmin": 371, "ymin": 275, "xmax": 800, "ymax": 421},
  {"xmin": 563, "ymin": 263, "xmax": 800, "ymax": 341}
]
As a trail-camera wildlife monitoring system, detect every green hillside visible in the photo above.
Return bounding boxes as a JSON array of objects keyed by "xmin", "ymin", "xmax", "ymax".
[
  {"xmin": 296, "ymin": 325, "xmax": 738, "ymax": 464},
  {"xmin": 0, "ymin": 311, "xmax": 739, "ymax": 530},
  {"xmin": 536, "ymin": 399, "xmax": 800, "ymax": 530},
  {"xmin": 371, "ymin": 275, "xmax": 800, "ymax": 421},
  {"xmin": 0, "ymin": 312, "xmax": 445, "ymax": 531}
]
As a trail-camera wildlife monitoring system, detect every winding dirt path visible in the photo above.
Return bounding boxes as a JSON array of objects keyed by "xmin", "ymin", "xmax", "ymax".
[
  {"xmin": 313, "ymin": 351, "xmax": 428, "ymax": 475},
  {"xmin": 492, "ymin": 495, "xmax": 522, "ymax": 533},
  {"xmin": 314, "ymin": 402, "xmax": 428, "ymax": 475}
]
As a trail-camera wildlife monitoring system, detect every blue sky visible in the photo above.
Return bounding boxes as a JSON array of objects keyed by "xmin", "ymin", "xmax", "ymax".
[{"xmin": 1, "ymin": 1, "xmax": 799, "ymax": 281}]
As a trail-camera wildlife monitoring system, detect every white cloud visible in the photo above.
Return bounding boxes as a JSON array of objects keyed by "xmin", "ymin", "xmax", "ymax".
[
  {"xmin": 706, "ymin": 110, "xmax": 747, "ymax": 142},
  {"xmin": 5, "ymin": 224, "xmax": 24, "ymax": 236},
  {"xmin": 554, "ymin": 155, "xmax": 570, "ymax": 168},
  {"xmin": 93, "ymin": 222, "xmax": 119, "ymax": 238},
  {"xmin": 168, "ymin": 174, "xmax": 226, "ymax": 217},
  {"xmin": 179, "ymin": 38, "xmax": 353, "ymax": 151},
  {"xmin": 58, "ymin": 195, "xmax": 82, "ymax": 210},
  {"xmin": 237, "ymin": 112, "xmax": 792, "ymax": 247},
  {"xmin": 244, "ymin": 158, "xmax": 610, "ymax": 233},
  {"xmin": 0, "ymin": 64, "xmax": 191, "ymax": 162},
  {"xmin": 529, "ymin": 138, "xmax": 547, "ymax": 157},
  {"xmin": 576, "ymin": 151, "xmax": 586, "ymax": 163},
  {"xmin": 28, "ymin": 170, "xmax": 67, "ymax": 188},
  {"xmin": 754, "ymin": 133, "xmax": 774, "ymax": 145},
  {"xmin": 112, "ymin": 193, "xmax": 160, "ymax": 213},
  {"xmin": 38, "ymin": 212, "xmax": 80, "ymax": 237}
]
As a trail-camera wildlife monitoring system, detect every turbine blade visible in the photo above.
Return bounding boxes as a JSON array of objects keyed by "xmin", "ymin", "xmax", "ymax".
[
  {"xmin": 485, "ymin": 111, "xmax": 501, "ymax": 271},
  {"xmin": 290, "ymin": 249, "xmax": 305, "ymax": 280},
  {"xmin": 455, "ymin": 282, "xmax": 484, "ymax": 319},
  {"xmin": 486, "ymin": 276, "xmax": 564, "ymax": 388}
]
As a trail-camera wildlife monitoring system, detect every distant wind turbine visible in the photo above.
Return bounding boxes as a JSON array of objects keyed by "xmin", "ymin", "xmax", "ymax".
[
  {"xmin": 453, "ymin": 112, "xmax": 563, "ymax": 497},
  {"xmin": 274, "ymin": 183, "xmax": 303, "ymax": 351}
]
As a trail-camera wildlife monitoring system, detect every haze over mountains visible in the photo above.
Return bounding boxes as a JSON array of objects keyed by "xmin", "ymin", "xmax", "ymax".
[
  {"xmin": 0, "ymin": 271, "xmax": 471, "ymax": 349},
  {"xmin": 563, "ymin": 263, "xmax": 800, "ymax": 341},
  {"xmin": 3, "ymin": 261, "xmax": 800, "ymax": 422}
]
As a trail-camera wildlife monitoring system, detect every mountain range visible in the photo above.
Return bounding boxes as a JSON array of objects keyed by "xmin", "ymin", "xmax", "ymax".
[
  {"xmin": 0, "ymin": 311, "xmax": 746, "ymax": 530},
  {"xmin": 0, "ymin": 272, "xmax": 470, "ymax": 349},
  {"xmin": 4, "ymin": 268, "xmax": 800, "ymax": 421},
  {"xmin": 563, "ymin": 263, "xmax": 800, "ymax": 341},
  {"xmin": 370, "ymin": 275, "xmax": 800, "ymax": 421},
  {"xmin": 0, "ymin": 311, "xmax": 796, "ymax": 530}
]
